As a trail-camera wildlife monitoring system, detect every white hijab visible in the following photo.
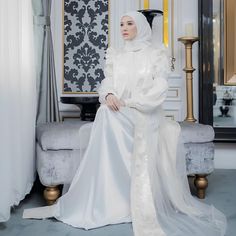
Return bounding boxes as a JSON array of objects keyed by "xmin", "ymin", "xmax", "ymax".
[{"xmin": 121, "ymin": 11, "xmax": 152, "ymax": 52}]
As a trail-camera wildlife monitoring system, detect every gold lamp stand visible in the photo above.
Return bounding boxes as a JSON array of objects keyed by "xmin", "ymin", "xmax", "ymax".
[{"xmin": 178, "ymin": 36, "xmax": 199, "ymax": 122}]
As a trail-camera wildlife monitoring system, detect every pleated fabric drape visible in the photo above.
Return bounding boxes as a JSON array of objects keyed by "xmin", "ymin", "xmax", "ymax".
[{"xmin": 32, "ymin": 0, "xmax": 60, "ymax": 123}]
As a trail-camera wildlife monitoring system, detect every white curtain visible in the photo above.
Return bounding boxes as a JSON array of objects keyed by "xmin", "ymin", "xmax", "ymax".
[{"xmin": 0, "ymin": 0, "xmax": 36, "ymax": 222}]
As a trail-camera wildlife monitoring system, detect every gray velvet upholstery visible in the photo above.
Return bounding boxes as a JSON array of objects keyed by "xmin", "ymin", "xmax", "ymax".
[
  {"xmin": 36, "ymin": 143, "xmax": 81, "ymax": 186},
  {"xmin": 179, "ymin": 121, "xmax": 215, "ymax": 176},
  {"xmin": 36, "ymin": 121, "xmax": 89, "ymax": 187},
  {"xmin": 36, "ymin": 121, "xmax": 215, "ymax": 191},
  {"xmin": 179, "ymin": 121, "xmax": 214, "ymax": 143},
  {"xmin": 185, "ymin": 142, "xmax": 214, "ymax": 175},
  {"xmin": 37, "ymin": 121, "xmax": 89, "ymax": 151}
]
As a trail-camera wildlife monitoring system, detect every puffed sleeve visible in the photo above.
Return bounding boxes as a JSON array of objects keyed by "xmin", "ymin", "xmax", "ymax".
[
  {"xmin": 98, "ymin": 47, "xmax": 118, "ymax": 104},
  {"xmin": 124, "ymin": 46, "xmax": 169, "ymax": 113}
]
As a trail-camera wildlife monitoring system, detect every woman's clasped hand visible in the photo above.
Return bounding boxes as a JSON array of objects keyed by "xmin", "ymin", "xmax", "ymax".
[{"xmin": 105, "ymin": 94, "xmax": 125, "ymax": 111}]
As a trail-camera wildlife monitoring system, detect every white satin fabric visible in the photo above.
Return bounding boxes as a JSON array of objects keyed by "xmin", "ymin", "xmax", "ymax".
[{"xmin": 23, "ymin": 45, "xmax": 227, "ymax": 236}]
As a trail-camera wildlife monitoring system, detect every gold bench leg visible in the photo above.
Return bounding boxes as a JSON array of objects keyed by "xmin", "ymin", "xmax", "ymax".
[
  {"xmin": 43, "ymin": 186, "xmax": 60, "ymax": 205},
  {"xmin": 194, "ymin": 174, "xmax": 208, "ymax": 199}
]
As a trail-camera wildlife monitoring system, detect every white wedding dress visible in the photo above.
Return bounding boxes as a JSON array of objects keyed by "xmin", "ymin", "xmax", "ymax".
[{"xmin": 24, "ymin": 45, "xmax": 227, "ymax": 236}]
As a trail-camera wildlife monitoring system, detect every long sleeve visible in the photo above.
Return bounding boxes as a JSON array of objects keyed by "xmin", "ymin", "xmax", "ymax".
[
  {"xmin": 124, "ymin": 46, "xmax": 169, "ymax": 113},
  {"xmin": 98, "ymin": 47, "xmax": 117, "ymax": 104}
]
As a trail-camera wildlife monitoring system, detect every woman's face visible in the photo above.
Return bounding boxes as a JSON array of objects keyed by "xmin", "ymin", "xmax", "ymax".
[{"xmin": 120, "ymin": 16, "xmax": 137, "ymax": 40}]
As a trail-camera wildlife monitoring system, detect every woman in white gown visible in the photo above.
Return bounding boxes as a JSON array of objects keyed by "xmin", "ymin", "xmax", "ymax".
[{"xmin": 24, "ymin": 11, "xmax": 227, "ymax": 236}]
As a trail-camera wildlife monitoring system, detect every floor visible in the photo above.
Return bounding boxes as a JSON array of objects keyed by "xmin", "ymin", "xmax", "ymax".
[
  {"xmin": 0, "ymin": 169, "xmax": 236, "ymax": 236},
  {"xmin": 214, "ymin": 115, "xmax": 236, "ymax": 127}
]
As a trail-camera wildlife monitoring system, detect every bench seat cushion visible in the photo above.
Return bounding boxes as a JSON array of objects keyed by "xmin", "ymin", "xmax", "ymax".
[
  {"xmin": 179, "ymin": 121, "xmax": 215, "ymax": 143},
  {"xmin": 36, "ymin": 121, "xmax": 91, "ymax": 151}
]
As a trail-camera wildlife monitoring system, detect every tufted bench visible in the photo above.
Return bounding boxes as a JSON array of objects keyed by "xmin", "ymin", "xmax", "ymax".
[
  {"xmin": 179, "ymin": 121, "xmax": 215, "ymax": 199},
  {"xmin": 36, "ymin": 121, "xmax": 92, "ymax": 204},
  {"xmin": 36, "ymin": 120, "xmax": 215, "ymax": 204}
]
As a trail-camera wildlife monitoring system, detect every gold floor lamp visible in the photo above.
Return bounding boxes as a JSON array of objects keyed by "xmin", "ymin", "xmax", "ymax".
[
  {"xmin": 178, "ymin": 36, "xmax": 210, "ymax": 199},
  {"xmin": 178, "ymin": 36, "xmax": 199, "ymax": 122}
]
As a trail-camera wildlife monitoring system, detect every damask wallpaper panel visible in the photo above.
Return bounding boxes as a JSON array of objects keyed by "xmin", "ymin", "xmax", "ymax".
[{"xmin": 63, "ymin": 0, "xmax": 109, "ymax": 94}]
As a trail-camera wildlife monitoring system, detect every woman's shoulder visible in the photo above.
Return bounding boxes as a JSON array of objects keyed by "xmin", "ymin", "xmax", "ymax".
[
  {"xmin": 147, "ymin": 44, "xmax": 168, "ymax": 58},
  {"xmin": 145, "ymin": 45, "xmax": 169, "ymax": 69},
  {"xmin": 147, "ymin": 45, "xmax": 170, "ymax": 74}
]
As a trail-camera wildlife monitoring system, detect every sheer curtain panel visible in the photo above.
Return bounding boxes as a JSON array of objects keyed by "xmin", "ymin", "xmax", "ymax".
[{"xmin": 0, "ymin": 0, "xmax": 36, "ymax": 222}]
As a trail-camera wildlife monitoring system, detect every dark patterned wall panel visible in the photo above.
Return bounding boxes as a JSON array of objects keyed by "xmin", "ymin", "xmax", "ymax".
[{"xmin": 63, "ymin": 0, "xmax": 108, "ymax": 93}]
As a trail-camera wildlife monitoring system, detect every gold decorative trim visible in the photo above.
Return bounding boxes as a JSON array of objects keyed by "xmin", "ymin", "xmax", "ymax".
[
  {"xmin": 43, "ymin": 186, "xmax": 60, "ymax": 205},
  {"xmin": 224, "ymin": 0, "xmax": 227, "ymax": 85},
  {"xmin": 224, "ymin": 0, "xmax": 236, "ymax": 85},
  {"xmin": 194, "ymin": 175, "xmax": 208, "ymax": 199},
  {"xmin": 62, "ymin": 115, "xmax": 81, "ymax": 121},
  {"xmin": 144, "ymin": 0, "xmax": 149, "ymax": 9},
  {"xmin": 61, "ymin": 0, "xmax": 65, "ymax": 95},
  {"xmin": 163, "ymin": 0, "xmax": 169, "ymax": 47}
]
